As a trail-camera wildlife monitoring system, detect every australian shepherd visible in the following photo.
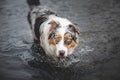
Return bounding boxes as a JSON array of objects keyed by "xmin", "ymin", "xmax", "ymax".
[{"xmin": 27, "ymin": 0, "xmax": 79, "ymax": 60}]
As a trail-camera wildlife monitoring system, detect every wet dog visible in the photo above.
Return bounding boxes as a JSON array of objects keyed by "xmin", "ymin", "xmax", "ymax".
[{"xmin": 27, "ymin": 0, "xmax": 79, "ymax": 60}]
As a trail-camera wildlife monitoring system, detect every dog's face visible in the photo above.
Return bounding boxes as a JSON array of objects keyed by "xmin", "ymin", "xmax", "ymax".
[{"xmin": 47, "ymin": 21, "xmax": 79, "ymax": 59}]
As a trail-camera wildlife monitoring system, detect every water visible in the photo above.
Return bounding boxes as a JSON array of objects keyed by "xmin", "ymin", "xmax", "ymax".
[{"xmin": 0, "ymin": 0, "xmax": 120, "ymax": 80}]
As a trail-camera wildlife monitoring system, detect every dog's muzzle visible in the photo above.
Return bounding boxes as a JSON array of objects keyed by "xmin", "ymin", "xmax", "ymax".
[{"xmin": 59, "ymin": 50, "xmax": 66, "ymax": 59}]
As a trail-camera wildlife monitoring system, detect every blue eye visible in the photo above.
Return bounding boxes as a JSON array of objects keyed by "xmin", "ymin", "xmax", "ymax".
[
  {"xmin": 55, "ymin": 38, "xmax": 60, "ymax": 44},
  {"xmin": 65, "ymin": 39, "xmax": 72, "ymax": 45}
]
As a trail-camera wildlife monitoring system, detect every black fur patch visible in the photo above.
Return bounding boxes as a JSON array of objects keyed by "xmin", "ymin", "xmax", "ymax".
[
  {"xmin": 27, "ymin": 12, "xmax": 32, "ymax": 29},
  {"xmin": 34, "ymin": 17, "xmax": 47, "ymax": 41},
  {"xmin": 48, "ymin": 32, "xmax": 55, "ymax": 39},
  {"xmin": 68, "ymin": 24, "xmax": 80, "ymax": 34},
  {"xmin": 72, "ymin": 35, "xmax": 77, "ymax": 43},
  {"xmin": 34, "ymin": 10, "xmax": 56, "ymax": 41},
  {"xmin": 27, "ymin": 0, "xmax": 40, "ymax": 6}
]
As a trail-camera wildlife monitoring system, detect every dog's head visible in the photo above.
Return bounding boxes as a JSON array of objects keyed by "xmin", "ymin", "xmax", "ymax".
[{"xmin": 47, "ymin": 20, "xmax": 79, "ymax": 59}]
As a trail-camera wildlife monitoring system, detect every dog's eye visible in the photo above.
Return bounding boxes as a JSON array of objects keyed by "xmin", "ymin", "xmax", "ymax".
[
  {"xmin": 55, "ymin": 38, "xmax": 60, "ymax": 43},
  {"xmin": 65, "ymin": 39, "xmax": 72, "ymax": 45}
]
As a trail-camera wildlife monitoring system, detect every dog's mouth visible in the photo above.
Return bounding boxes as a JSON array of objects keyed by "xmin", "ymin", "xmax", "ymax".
[{"xmin": 58, "ymin": 56, "xmax": 66, "ymax": 60}]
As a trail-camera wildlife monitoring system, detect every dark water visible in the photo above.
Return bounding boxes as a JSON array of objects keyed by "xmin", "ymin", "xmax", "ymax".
[{"xmin": 0, "ymin": 0, "xmax": 120, "ymax": 80}]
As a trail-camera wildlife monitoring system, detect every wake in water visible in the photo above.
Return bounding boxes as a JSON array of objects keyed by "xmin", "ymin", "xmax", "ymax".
[{"xmin": 19, "ymin": 43, "xmax": 80, "ymax": 68}]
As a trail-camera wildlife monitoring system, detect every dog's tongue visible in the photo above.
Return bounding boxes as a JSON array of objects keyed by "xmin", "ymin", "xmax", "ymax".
[{"xmin": 60, "ymin": 56, "xmax": 65, "ymax": 59}]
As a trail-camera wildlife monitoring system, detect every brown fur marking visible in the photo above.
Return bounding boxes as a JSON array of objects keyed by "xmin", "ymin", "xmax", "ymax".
[
  {"xmin": 49, "ymin": 38, "xmax": 56, "ymax": 45},
  {"xmin": 56, "ymin": 34, "xmax": 62, "ymax": 39},
  {"xmin": 64, "ymin": 33, "xmax": 76, "ymax": 49},
  {"xmin": 66, "ymin": 40, "xmax": 76, "ymax": 49},
  {"xmin": 49, "ymin": 34, "xmax": 62, "ymax": 45},
  {"xmin": 64, "ymin": 33, "xmax": 70, "ymax": 40},
  {"xmin": 49, "ymin": 21, "xmax": 58, "ymax": 31}
]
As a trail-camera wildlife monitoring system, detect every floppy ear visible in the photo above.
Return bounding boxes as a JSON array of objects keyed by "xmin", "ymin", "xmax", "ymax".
[
  {"xmin": 68, "ymin": 24, "xmax": 80, "ymax": 34},
  {"xmin": 48, "ymin": 21, "xmax": 59, "ymax": 31}
]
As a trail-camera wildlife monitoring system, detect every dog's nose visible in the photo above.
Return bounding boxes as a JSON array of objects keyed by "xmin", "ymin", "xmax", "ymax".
[{"xmin": 59, "ymin": 50, "xmax": 65, "ymax": 56}]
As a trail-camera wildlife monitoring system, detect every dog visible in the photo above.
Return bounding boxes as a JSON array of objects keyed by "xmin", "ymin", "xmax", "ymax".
[{"xmin": 27, "ymin": 0, "xmax": 79, "ymax": 60}]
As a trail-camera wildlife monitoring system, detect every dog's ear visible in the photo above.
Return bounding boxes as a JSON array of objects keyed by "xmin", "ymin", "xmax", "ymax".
[
  {"xmin": 48, "ymin": 21, "xmax": 59, "ymax": 31},
  {"xmin": 68, "ymin": 24, "xmax": 80, "ymax": 34}
]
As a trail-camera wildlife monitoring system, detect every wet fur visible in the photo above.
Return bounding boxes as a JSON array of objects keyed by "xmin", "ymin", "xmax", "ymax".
[{"xmin": 27, "ymin": 0, "xmax": 79, "ymax": 60}]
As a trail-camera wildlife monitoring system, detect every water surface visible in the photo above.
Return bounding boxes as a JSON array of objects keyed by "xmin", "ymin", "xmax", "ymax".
[{"xmin": 0, "ymin": 0, "xmax": 120, "ymax": 80}]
